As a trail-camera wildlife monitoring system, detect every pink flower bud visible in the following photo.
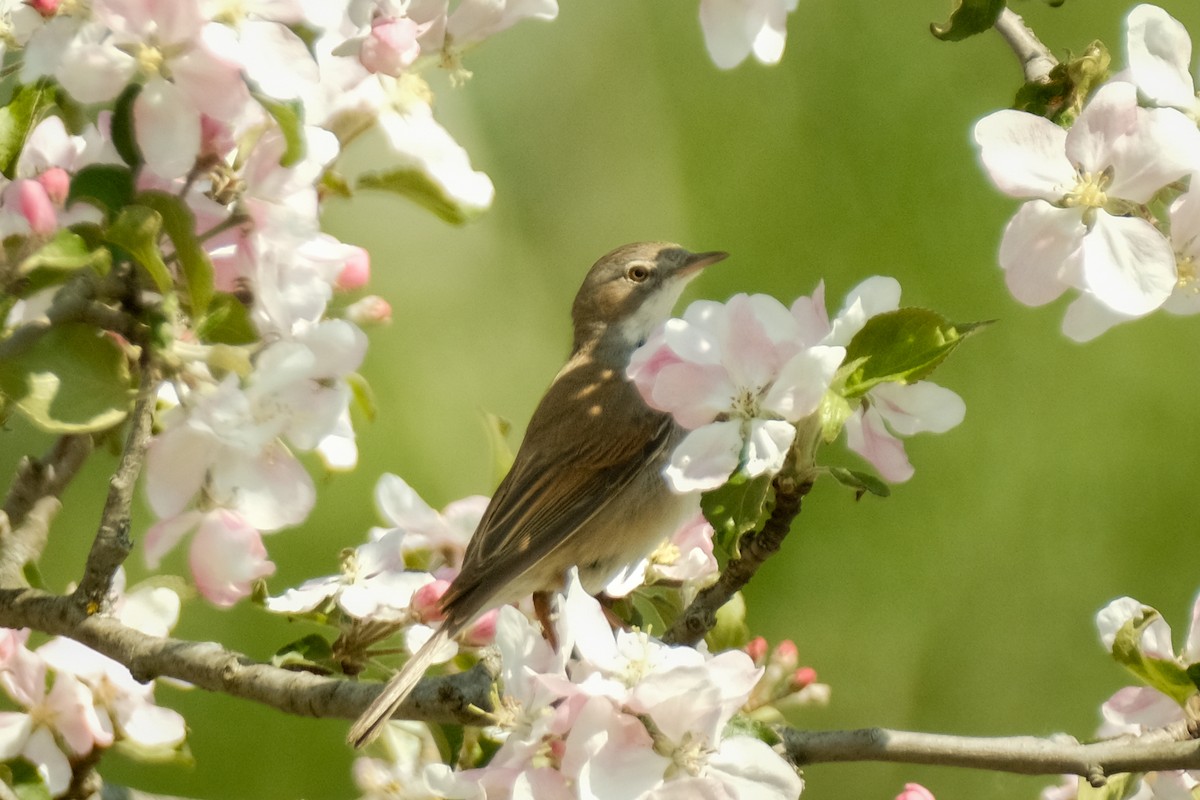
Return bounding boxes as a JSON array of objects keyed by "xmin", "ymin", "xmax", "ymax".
[
  {"xmin": 463, "ymin": 608, "xmax": 498, "ymax": 647},
  {"xmin": 359, "ymin": 16, "xmax": 423, "ymax": 77},
  {"xmin": 336, "ymin": 245, "xmax": 371, "ymax": 290},
  {"xmin": 16, "ymin": 179, "xmax": 57, "ymax": 236},
  {"xmin": 895, "ymin": 783, "xmax": 935, "ymax": 800},
  {"xmin": 411, "ymin": 579, "xmax": 451, "ymax": 622},
  {"xmin": 789, "ymin": 666, "xmax": 817, "ymax": 690},
  {"xmin": 27, "ymin": 0, "xmax": 60, "ymax": 17},
  {"xmin": 772, "ymin": 639, "xmax": 798, "ymax": 670},
  {"xmin": 345, "ymin": 295, "xmax": 392, "ymax": 326},
  {"xmin": 744, "ymin": 636, "xmax": 768, "ymax": 664},
  {"xmin": 36, "ymin": 167, "xmax": 69, "ymax": 206}
]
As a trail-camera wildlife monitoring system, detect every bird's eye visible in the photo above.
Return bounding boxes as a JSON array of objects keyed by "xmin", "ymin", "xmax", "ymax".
[{"xmin": 626, "ymin": 264, "xmax": 651, "ymax": 282}]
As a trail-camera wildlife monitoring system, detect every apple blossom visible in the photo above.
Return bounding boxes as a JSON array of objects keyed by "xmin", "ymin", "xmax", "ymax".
[
  {"xmin": 974, "ymin": 80, "xmax": 1200, "ymax": 328},
  {"xmin": 265, "ymin": 529, "xmax": 436, "ymax": 622},
  {"xmin": 629, "ymin": 292, "xmax": 846, "ymax": 492}
]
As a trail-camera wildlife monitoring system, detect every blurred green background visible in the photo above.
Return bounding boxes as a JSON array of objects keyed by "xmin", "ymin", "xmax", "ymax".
[{"xmin": 5, "ymin": 1, "xmax": 1200, "ymax": 797}]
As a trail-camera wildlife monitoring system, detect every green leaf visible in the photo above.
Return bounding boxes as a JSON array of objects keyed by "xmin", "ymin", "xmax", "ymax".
[
  {"xmin": 701, "ymin": 472, "xmax": 773, "ymax": 560},
  {"xmin": 347, "ymin": 372, "xmax": 377, "ymax": 422},
  {"xmin": 706, "ymin": 591, "xmax": 750, "ymax": 652},
  {"xmin": 196, "ymin": 292, "xmax": 257, "ymax": 345},
  {"xmin": 272, "ymin": 633, "xmax": 335, "ymax": 674},
  {"xmin": 136, "ymin": 190, "xmax": 214, "ymax": 315},
  {"xmin": 3, "ymin": 758, "xmax": 53, "ymax": 800},
  {"xmin": 930, "ymin": 0, "xmax": 1005, "ymax": 41},
  {"xmin": 358, "ymin": 168, "xmax": 484, "ymax": 226},
  {"xmin": 13, "ymin": 230, "xmax": 111, "ymax": 295},
  {"xmin": 0, "ymin": 322, "xmax": 134, "ymax": 433},
  {"xmin": 628, "ymin": 585, "xmax": 683, "ymax": 636},
  {"xmin": 842, "ymin": 309, "xmax": 989, "ymax": 399},
  {"xmin": 111, "ymin": 82, "xmax": 144, "ymax": 169},
  {"xmin": 723, "ymin": 712, "xmax": 782, "ymax": 746},
  {"xmin": 253, "ymin": 92, "xmax": 306, "ymax": 167},
  {"xmin": 0, "ymin": 84, "xmax": 53, "ymax": 179},
  {"xmin": 67, "ymin": 164, "xmax": 136, "ymax": 218},
  {"xmin": 1078, "ymin": 773, "xmax": 1141, "ymax": 800},
  {"xmin": 828, "ymin": 466, "xmax": 891, "ymax": 499},
  {"xmin": 1110, "ymin": 611, "xmax": 1196, "ymax": 704},
  {"xmin": 105, "ymin": 204, "xmax": 171, "ymax": 292}
]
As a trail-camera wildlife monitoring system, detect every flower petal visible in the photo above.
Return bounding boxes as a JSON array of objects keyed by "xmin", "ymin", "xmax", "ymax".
[
  {"xmin": 998, "ymin": 200, "xmax": 1083, "ymax": 307},
  {"xmin": 665, "ymin": 421, "xmax": 743, "ymax": 492},
  {"xmin": 1081, "ymin": 212, "xmax": 1175, "ymax": 316},
  {"xmin": 1126, "ymin": 4, "xmax": 1199, "ymax": 112},
  {"xmin": 973, "ymin": 110, "xmax": 1073, "ymax": 200}
]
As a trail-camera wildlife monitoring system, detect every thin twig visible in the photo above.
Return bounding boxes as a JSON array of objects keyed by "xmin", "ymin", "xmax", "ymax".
[
  {"xmin": 3, "ymin": 434, "xmax": 94, "ymax": 529},
  {"xmin": 0, "ymin": 434, "xmax": 94, "ymax": 585},
  {"xmin": 783, "ymin": 723, "xmax": 1200, "ymax": 783},
  {"xmin": 994, "ymin": 7, "xmax": 1059, "ymax": 85},
  {"xmin": 663, "ymin": 473, "xmax": 813, "ymax": 646},
  {"xmin": 71, "ymin": 357, "xmax": 159, "ymax": 614},
  {"xmin": 0, "ymin": 586, "xmax": 497, "ymax": 726}
]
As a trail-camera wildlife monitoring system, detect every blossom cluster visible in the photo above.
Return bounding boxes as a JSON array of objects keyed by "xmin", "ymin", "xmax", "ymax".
[
  {"xmin": 974, "ymin": 4, "xmax": 1200, "ymax": 341},
  {"xmin": 629, "ymin": 277, "xmax": 965, "ymax": 490},
  {"xmin": 352, "ymin": 570, "xmax": 820, "ymax": 800},
  {"xmin": 1042, "ymin": 592, "xmax": 1200, "ymax": 800},
  {"xmin": 0, "ymin": 572, "xmax": 185, "ymax": 796}
]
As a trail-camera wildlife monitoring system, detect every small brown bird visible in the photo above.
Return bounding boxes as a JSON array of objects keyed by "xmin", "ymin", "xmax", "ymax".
[{"xmin": 347, "ymin": 242, "xmax": 727, "ymax": 747}]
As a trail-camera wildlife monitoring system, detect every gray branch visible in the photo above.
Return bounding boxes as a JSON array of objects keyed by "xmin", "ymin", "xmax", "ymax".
[
  {"xmin": 72, "ymin": 359, "xmax": 158, "ymax": 613},
  {"xmin": 0, "ymin": 586, "xmax": 496, "ymax": 726},
  {"xmin": 994, "ymin": 8, "xmax": 1059, "ymax": 85},
  {"xmin": 783, "ymin": 723, "xmax": 1200, "ymax": 784}
]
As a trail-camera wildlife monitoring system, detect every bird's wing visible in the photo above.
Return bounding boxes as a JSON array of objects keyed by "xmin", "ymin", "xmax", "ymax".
[{"xmin": 441, "ymin": 358, "xmax": 674, "ymax": 619}]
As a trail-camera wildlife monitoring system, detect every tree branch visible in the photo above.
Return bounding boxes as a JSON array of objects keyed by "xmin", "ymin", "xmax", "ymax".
[
  {"xmin": 663, "ymin": 473, "xmax": 813, "ymax": 646},
  {"xmin": 0, "ymin": 434, "xmax": 94, "ymax": 586},
  {"xmin": 783, "ymin": 723, "xmax": 1200, "ymax": 783},
  {"xmin": 993, "ymin": 7, "xmax": 1058, "ymax": 85},
  {"xmin": 0, "ymin": 586, "xmax": 496, "ymax": 726},
  {"xmin": 72, "ymin": 358, "xmax": 159, "ymax": 614}
]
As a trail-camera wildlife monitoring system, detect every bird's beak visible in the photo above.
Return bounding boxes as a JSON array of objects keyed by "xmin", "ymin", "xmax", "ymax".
[{"xmin": 676, "ymin": 250, "xmax": 729, "ymax": 278}]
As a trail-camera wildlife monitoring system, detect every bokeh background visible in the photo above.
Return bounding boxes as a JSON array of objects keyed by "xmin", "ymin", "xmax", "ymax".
[{"xmin": 4, "ymin": 0, "xmax": 1200, "ymax": 797}]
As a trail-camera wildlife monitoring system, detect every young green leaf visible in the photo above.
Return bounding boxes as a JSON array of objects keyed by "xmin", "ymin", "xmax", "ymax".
[
  {"xmin": 0, "ymin": 322, "xmax": 134, "ymax": 433},
  {"xmin": 14, "ymin": 230, "xmax": 111, "ymax": 295},
  {"xmin": 111, "ymin": 83, "xmax": 145, "ymax": 169},
  {"xmin": 1110, "ymin": 612, "xmax": 1196, "ymax": 705},
  {"xmin": 930, "ymin": 0, "xmax": 1005, "ymax": 41},
  {"xmin": 253, "ymin": 92, "xmax": 306, "ymax": 167},
  {"xmin": 701, "ymin": 472, "xmax": 773, "ymax": 561},
  {"xmin": 67, "ymin": 164, "xmax": 136, "ymax": 219},
  {"xmin": 136, "ymin": 190, "xmax": 215, "ymax": 316},
  {"xmin": 828, "ymin": 466, "xmax": 891, "ymax": 499},
  {"xmin": 358, "ymin": 168, "xmax": 484, "ymax": 226},
  {"xmin": 0, "ymin": 83, "xmax": 53, "ymax": 179},
  {"xmin": 105, "ymin": 204, "xmax": 171, "ymax": 292},
  {"xmin": 842, "ymin": 308, "xmax": 988, "ymax": 399},
  {"xmin": 196, "ymin": 292, "xmax": 258, "ymax": 345}
]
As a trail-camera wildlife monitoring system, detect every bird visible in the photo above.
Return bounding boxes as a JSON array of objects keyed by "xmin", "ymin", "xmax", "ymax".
[{"xmin": 347, "ymin": 242, "xmax": 727, "ymax": 747}]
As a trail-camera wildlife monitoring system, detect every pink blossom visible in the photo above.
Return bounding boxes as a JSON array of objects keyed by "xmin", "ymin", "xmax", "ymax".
[
  {"xmin": 15, "ymin": 178, "xmax": 56, "ymax": 236},
  {"xmin": 896, "ymin": 783, "xmax": 936, "ymax": 800},
  {"xmin": 359, "ymin": 15, "xmax": 425, "ymax": 76},
  {"xmin": 629, "ymin": 293, "xmax": 845, "ymax": 492},
  {"xmin": 336, "ymin": 245, "xmax": 372, "ymax": 290}
]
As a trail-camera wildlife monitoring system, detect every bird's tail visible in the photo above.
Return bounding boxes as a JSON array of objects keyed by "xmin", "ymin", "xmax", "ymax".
[{"xmin": 347, "ymin": 624, "xmax": 454, "ymax": 748}]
